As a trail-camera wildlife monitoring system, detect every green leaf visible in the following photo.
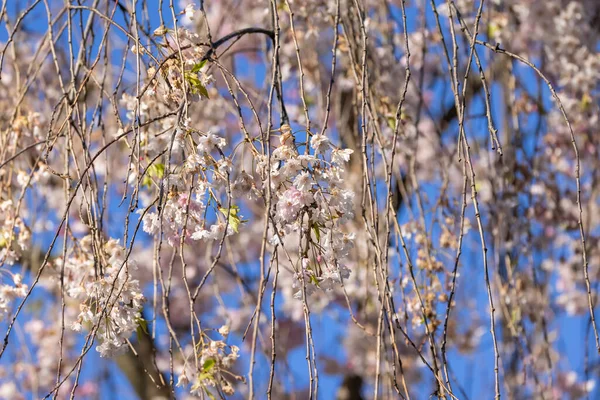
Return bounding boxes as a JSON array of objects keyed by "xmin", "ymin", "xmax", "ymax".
[
  {"xmin": 203, "ymin": 358, "xmax": 216, "ymax": 372},
  {"xmin": 184, "ymin": 72, "xmax": 201, "ymax": 89},
  {"xmin": 184, "ymin": 72, "xmax": 210, "ymax": 98},
  {"xmin": 191, "ymin": 59, "xmax": 207, "ymax": 73},
  {"xmin": 511, "ymin": 308, "xmax": 521, "ymax": 326},
  {"xmin": 386, "ymin": 116, "xmax": 396, "ymax": 130},
  {"xmin": 142, "ymin": 163, "xmax": 165, "ymax": 188},
  {"xmin": 312, "ymin": 224, "xmax": 320, "ymax": 242},
  {"xmin": 138, "ymin": 317, "xmax": 149, "ymax": 334},
  {"xmin": 487, "ymin": 22, "xmax": 500, "ymax": 39},
  {"xmin": 204, "ymin": 387, "xmax": 216, "ymax": 400},
  {"xmin": 197, "ymin": 83, "xmax": 209, "ymax": 99},
  {"xmin": 135, "ymin": 317, "xmax": 148, "ymax": 341},
  {"xmin": 218, "ymin": 205, "xmax": 246, "ymax": 233},
  {"xmin": 277, "ymin": 0, "xmax": 290, "ymax": 12},
  {"xmin": 581, "ymin": 92, "xmax": 593, "ymax": 111}
]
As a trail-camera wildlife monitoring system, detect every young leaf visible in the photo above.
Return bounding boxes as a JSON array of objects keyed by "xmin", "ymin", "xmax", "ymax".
[
  {"xmin": 197, "ymin": 83, "xmax": 210, "ymax": 99},
  {"xmin": 310, "ymin": 274, "xmax": 320, "ymax": 286},
  {"xmin": 142, "ymin": 163, "xmax": 165, "ymax": 188},
  {"xmin": 191, "ymin": 59, "xmax": 207, "ymax": 73},
  {"xmin": 184, "ymin": 72, "xmax": 210, "ymax": 98},
  {"xmin": 312, "ymin": 224, "xmax": 321, "ymax": 242},
  {"xmin": 203, "ymin": 387, "xmax": 216, "ymax": 400},
  {"xmin": 135, "ymin": 317, "xmax": 149, "ymax": 341},
  {"xmin": 203, "ymin": 358, "xmax": 216, "ymax": 372},
  {"xmin": 218, "ymin": 205, "xmax": 246, "ymax": 233}
]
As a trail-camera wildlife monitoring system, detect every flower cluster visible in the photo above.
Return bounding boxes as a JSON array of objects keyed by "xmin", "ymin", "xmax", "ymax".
[
  {"xmin": 143, "ymin": 192, "xmax": 207, "ymax": 245},
  {"xmin": 141, "ymin": 128, "xmax": 242, "ymax": 245},
  {"xmin": 0, "ymin": 200, "xmax": 30, "ymax": 266},
  {"xmin": 24, "ymin": 318, "xmax": 75, "ymax": 390},
  {"xmin": 265, "ymin": 127, "xmax": 356, "ymax": 298},
  {"xmin": 177, "ymin": 328, "xmax": 241, "ymax": 397},
  {"xmin": 52, "ymin": 236, "xmax": 145, "ymax": 357},
  {"xmin": 149, "ymin": 24, "xmax": 214, "ymax": 105},
  {"xmin": 0, "ymin": 274, "xmax": 27, "ymax": 322}
]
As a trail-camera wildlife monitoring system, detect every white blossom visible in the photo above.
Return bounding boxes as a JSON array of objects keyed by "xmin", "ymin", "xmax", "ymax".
[{"xmin": 310, "ymin": 134, "xmax": 331, "ymax": 154}]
